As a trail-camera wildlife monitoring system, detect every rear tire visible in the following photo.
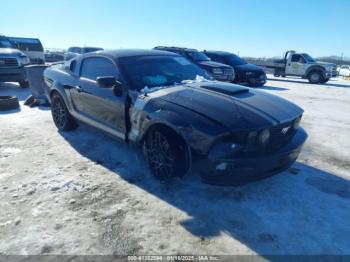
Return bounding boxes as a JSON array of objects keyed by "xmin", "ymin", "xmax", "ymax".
[
  {"xmin": 308, "ymin": 71, "xmax": 322, "ymax": 84},
  {"xmin": 51, "ymin": 92, "xmax": 77, "ymax": 131},
  {"xmin": 144, "ymin": 126, "xmax": 191, "ymax": 181},
  {"xmin": 19, "ymin": 81, "xmax": 29, "ymax": 88}
]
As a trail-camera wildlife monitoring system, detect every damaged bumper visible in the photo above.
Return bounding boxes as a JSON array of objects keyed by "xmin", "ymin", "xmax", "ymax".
[{"xmin": 199, "ymin": 127, "xmax": 308, "ymax": 186}]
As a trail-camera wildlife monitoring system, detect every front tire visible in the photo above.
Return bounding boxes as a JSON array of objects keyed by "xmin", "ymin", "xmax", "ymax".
[
  {"xmin": 320, "ymin": 77, "xmax": 330, "ymax": 84},
  {"xmin": 51, "ymin": 93, "xmax": 77, "ymax": 131},
  {"xmin": 144, "ymin": 127, "xmax": 191, "ymax": 181},
  {"xmin": 308, "ymin": 71, "xmax": 322, "ymax": 84}
]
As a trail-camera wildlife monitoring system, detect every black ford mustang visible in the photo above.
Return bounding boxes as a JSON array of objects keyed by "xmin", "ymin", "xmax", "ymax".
[{"xmin": 43, "ymin": 49, "xmax": 307, "ymax": 185}]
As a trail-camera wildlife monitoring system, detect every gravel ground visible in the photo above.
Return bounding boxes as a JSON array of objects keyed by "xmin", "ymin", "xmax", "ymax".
[{"xmin": 0, "ymin": 75, "xmax": 350, "ymax": 256}]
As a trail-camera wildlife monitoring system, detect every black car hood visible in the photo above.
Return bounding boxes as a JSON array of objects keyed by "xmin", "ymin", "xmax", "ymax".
[
  {"xmin": 234, "ymin": 63, "xmax": 264, "ymax": 73},
  {"xmin": 159, "ymin": 82, "xmax": 303, "ymax": 131},
  {"xmin": 197, "ymin": 60, "xmax": 231, "ymax": 69}
]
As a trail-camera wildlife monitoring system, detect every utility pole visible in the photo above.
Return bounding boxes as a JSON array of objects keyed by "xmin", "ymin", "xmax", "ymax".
[{"xmin": 340, "ymin": 52, "xmax": 343, "ymax": 65}]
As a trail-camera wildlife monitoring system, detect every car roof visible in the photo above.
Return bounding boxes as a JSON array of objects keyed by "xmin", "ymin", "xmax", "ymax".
[
  {"xmin": 154, "ymin": 46, "xmax": 198, "ymax": 52},
  {"xmin": 84, "ymin": 49, "xmax": 180, "ymax": 59},
  {"xmin": 204, "ymin": 50, "xmax": 234, "ymax": 56}
]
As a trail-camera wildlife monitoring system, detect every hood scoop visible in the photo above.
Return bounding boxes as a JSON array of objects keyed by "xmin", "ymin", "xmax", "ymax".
[{"xmin": 199, "ymin": 82, "xmax": 249, "ymax": 96}]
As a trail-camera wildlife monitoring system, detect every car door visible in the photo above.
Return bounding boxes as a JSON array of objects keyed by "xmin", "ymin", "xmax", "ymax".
[
  {"xmin": 70, "ymin": 56, "xmax": 127, "ymax": 136},
  {"xmin": 286, "ymin": 54, "xmax": 307, "ymax": 76}
]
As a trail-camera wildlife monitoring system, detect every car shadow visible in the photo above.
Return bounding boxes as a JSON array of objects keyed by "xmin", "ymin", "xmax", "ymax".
[
  {"xmin": 258, "ymin": 85, "xmax": 289, "ymax": 91},
  {"xmin": 267, "ymin": 77, "xmax": 350, "ymax": 88},
  {"xmin": 60, "ymin": 125, "xmax": 350, "ymax": 255}
]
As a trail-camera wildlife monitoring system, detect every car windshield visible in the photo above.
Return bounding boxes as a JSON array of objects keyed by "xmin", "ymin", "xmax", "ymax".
[
  {"xmin": 0, "ymin": 37, "xmax": 14, "ymax": 48},
  {"xmin": 119, "ymin": 55, "xmax": 210, "ymax": 90},
  {"xmin": 225, "ymin": 54, "xmax": 247, "ymax": 66},
  {"xmin": 187, "ymin": 51, "xmax": 210, "ymax": 62},
  {"xmin": 83, "ymin": 47, "xmax": 103, "ymax": 53},
  {"xmin": 8, "ymin": 37, "xmax": 44, "ymax": 52},
  {"xmin": 302, "ymin": 53, "xmax": 316, "ymax": 63}
]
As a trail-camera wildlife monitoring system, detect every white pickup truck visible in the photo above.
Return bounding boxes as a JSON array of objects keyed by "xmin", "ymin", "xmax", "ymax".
[{"xmin": 256, "ymin": 51, "xmax": 337, "ymax": 84}]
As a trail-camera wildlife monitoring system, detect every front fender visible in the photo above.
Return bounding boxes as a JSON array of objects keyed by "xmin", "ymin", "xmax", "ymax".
[
  {"xmin": 137, "ymin": 110, "xmax": 193, "ymax": 144},
  {"xmin": 305, "ymin": 65, "xmax": 326, "ymax": 78},
  {"xmin": 134, "ymin": 108, "xmax": 229, "ymax": 155}
]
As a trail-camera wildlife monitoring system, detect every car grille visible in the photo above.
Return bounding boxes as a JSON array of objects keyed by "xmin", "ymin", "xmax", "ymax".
[
  {"xmin": 332, "ymin": 66, "xmax": 337, "ymax": 76},
  {"xmin": 224, "ymin": 68, "xmax": 234, "ymax": 75},
  {"xmin": 241, "ymin": 120, "xmax": 297, "ymax": 156},
  {"xmin": 0, "ymin": 58, "xmax": 19, "ymax": 68}
]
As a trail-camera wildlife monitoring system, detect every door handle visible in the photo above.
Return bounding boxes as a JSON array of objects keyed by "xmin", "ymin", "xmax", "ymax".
[{"xmin": 75, "ymin": 86, "xmax": 83, "ymax": 92}]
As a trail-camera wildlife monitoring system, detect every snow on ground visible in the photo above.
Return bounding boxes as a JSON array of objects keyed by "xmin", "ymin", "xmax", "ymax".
[{"xmin": 0, "ymin": 76, "xmax": 350, "ymax": 256}]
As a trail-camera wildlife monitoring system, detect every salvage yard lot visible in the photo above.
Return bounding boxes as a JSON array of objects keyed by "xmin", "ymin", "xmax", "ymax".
[{"xmin": 0, "ymin": 75, "xmax": 350, "ymax": 255}]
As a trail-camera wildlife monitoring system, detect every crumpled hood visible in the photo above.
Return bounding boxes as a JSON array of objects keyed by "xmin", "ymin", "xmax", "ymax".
[
  {"xmin": 197, "ymin": 60, "xmax": 232, "ymax": 69},
  {"xmin": 159, "ymin": 82, "xmax": 303, "ymax": 131}
]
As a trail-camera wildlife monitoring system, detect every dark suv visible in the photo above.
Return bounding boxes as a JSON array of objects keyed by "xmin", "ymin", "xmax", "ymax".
[
  {"xmin": 204, "ymin": 50, "xmax": 267, "ymax": 87},
  {"xmin": 154, "ymin": 46, "xmax": 234, "ymax": 82}
]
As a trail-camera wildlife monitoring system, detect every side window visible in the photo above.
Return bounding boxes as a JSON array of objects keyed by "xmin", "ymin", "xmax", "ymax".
[
  {"xmin": 291, "ymin": 54, "xmax": 305, "ymax": 63},
  {"xmin": 291, "ymin": 54, "xmax": 301, "ymax": 62},
  {"xmin": 212, "ymin": 55, "xmax": 224, "ymax": 63},
  {"xmin": 80, "ymin": 57, "xmax": 118, "ymax": 81}
]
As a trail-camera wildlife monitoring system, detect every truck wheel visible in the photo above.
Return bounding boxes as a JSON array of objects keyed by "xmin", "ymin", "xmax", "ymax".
[
  {"xmin": 308, "ymin": 71, "xmax": 322, "ymax": 84},
  {"xmin": 51, "ymin": 93, "xmax": 77, "ymax": 131},
  {"xmin": 144, "ymin": 126, "xmax": 191, "ymax": 182},
  {"xmin": 19, "ymin": 81, "xmax": 29, "ymax": 88},
  {"xmin": 0, "ymin": 96, "xmax": 20, "ymax": 111},
  {"xmin": 320, "ymin": 77, "xmax": 330, "ymax": 84}
]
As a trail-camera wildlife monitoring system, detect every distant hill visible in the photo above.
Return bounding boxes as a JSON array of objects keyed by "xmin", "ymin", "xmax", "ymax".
[{"xmin": 316, "ymin": 56, "xmax": 350, "ymax": 66}]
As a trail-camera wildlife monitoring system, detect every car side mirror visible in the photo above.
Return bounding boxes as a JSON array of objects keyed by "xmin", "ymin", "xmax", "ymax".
[
  {"xmin": 113, "ymin": 81, "xmax": 123, "ymax": 97},
  {"xmin": 97, "ymin": 76, "xmax": 123, "ymax": 96}
]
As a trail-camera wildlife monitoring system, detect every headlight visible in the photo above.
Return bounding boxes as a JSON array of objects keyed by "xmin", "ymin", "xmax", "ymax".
[
  {"xmin": 258, "ymin": 129, "xmax": 270, "ymax": 146},
  {"xmin": 212, "ymin": 68, "xmax": 224, "ymax": 75},
  {"xmin": 19, "ymin": 56, "xmax": 30, "ymax": 65},
  {"xmin": 293, "ymin": 117, "xmax": 301, "ymax": 130},
  {"xmin": 208, "ymin": 142, "xmax": 237, "ymax": 161}
]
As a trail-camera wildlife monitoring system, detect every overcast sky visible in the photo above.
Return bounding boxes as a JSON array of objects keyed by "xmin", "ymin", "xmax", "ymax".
[{"xmin": 1, "ymin": 0, "xmax": 349, "ymax": 57}]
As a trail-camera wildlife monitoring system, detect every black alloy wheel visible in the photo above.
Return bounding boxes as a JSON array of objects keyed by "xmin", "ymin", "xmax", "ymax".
[
  {"xmin": 145, "ymin": 127, "xmax": 191, "ymax": 181},
  {"xmin": 51, "ymin": 93, "xmax": 77, "ymax": 131}
]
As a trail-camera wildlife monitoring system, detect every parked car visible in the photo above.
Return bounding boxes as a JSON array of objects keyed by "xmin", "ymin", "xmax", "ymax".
[
  {"xmin": 65, "ymin": 46, "xmax": 104, "ymax": 61},
  {"xmin": 43, "ymin": 49, "xmax": 307, "ymax": 185},
  {"xmin": 7, "ymin": 36, "xmax": 45, "ymax": 64},
  {"xmin": 153, "ymin": 46, "xmax": 235, "ymax": 82},
  {"xmin": 338, "ymin": 65, "xmax": 350, "ymax": 77},
  {"xmin": 204, "ymin": 50, "xmax": 267, "ymax": 87},
  {"xmin": 0, "ymin": 47, "xmax": 30, "ymax": 88},
  {"xmin": 255, "ymin": 50, "xmax": 337, "ymax": 84},
  {"xmin": 45, "ymin": 52, "xmax": 65, "ymax": 63}
]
